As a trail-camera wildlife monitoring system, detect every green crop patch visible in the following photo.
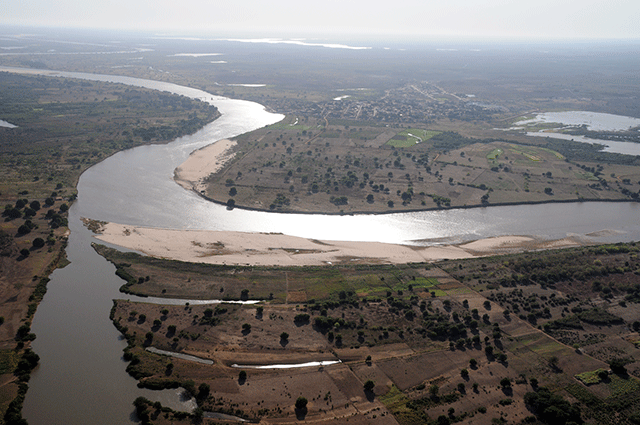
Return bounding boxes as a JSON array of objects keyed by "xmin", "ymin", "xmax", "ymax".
[
  {"xmin": 387, "ymin": 129, "xmax": 441, "ymax": 147},
  {"xmin": 575, "ymin": 369, "xmax": 608, "ymax": 385},
  {"xmin": 486, "ymin": 148, "xmax": 503, "ymax": 160}
]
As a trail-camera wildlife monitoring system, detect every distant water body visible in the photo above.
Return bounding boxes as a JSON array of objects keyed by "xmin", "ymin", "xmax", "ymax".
[
  {"xmin": 516, "ymin": 111, "xmax": 640, "ymax": 155},
  {"xmin": 519, "ymin": 111, "xmax": 640, "ymax": 132}
]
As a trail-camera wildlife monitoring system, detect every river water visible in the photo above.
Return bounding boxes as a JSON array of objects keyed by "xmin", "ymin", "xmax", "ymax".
[{"xmin": 8, "ymin": 67, "xmax": 639, "ymax": 424}]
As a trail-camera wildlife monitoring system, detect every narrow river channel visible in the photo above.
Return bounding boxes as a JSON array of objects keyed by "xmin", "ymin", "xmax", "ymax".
[{"xmin": 6, "ymin": 67, "xmax": 638, "ymax": 424}]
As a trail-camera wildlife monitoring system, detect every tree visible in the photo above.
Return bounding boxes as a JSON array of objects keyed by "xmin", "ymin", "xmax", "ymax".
[
  {"xmin": 500, "ymin": 377, "xmax": 511, "ymax": 388},
  {"xmin": 280, "ymin": 332, "xmax": 289, "ymax": 341},
  {"xmin": 226, "ymin": 199, "xmax": 235, "ymax": 209},
  {"xmin": 238, "ymin": 370, "xmax": 247, "ymax": 381},
  {"xmin": 544, "ymin": 187, "xmax": 553, "ymax": 195},
  {"xmin": 229, "ymin": 187, "xmax": 237, "ymax": 196},
  {"xmin": 17, "ymin": 224, "xmax": 31, "ymax": 235},
  {"xmin": 197, "ymin": 383, "xmax": 210, "ymax": 400},
  {"xmin": 240, "ymin": 288, "xmax": 249, "ymax": 300},
  {"xmin": 295, "ymin": 396, "xmax": 308, "ymax": 410},
  {"xmin": 437, "ymin": 415, "xmax": 450, "ymax": 425},
  {"xmin": 32, "ymin": 238, "xmax": 45, "ymax": 248},
  {"xmin": 19, "ymin": 248, "xmax": 30, "ymax": 258},
  {"xmin": 4, "ymin": 208, "xmax": 21, "ymax": 219},
  {"xmin": 294, "ymin": 313, "xmax": 310, "ymax": 324},
  {"xmin": 242, "ymin": 323, "xmax": 251, "ymax": 333},
  {"xmin": 366, "ymin": 194, "xmax": 374, "ymax": 203},
  {"xmin": 609, "ymin": 358, "xmax": 628, "ymax": 374},
  {"xmin": 429, "ymin": 384, "xmax": 439, "ymax": 398},
  {"xmin": 363, "ymin": 380, "xmax": 375, "ymax": 392}
]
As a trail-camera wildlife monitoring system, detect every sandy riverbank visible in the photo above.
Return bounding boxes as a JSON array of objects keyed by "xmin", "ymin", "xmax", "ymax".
[
  {"xmin": 91, "ymin": 222, "xmax": 583, "ymax": 266},
  {"xmin": 173, "ymin": 139, "xmax": 236, "ymax": 192}
]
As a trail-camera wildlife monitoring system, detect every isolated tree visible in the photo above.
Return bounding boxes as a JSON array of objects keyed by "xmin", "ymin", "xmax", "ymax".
[
  {"xmin": 17, "ymin": 224, "xmax": 31, "ymax": 235},
  {"xmin": 609, "ymin": 358, "xmax": 628, "ymax": 374},
  {"xmin": 429, "ymin": 384, "xmax": 439, "ymax": 398},
  {"xmin": 295, "ymin": 396, "xmax": 308, "ymax": 410},
  {"xmin": 32, "ymin": 238, "xmax": 45, "ymax": 248},
  {"xmin": 238, "ymin": 370, "xmax": 247, "ymax": 381},
  {"xmin": 363, "ymin": 380, "xmax": 375, "ymax": 392},
  {"xmin": 280, "ymin": 332, "xmax": 289, "ymax": 341},
  {"xmin": 197, "ymin": 383, "xmax": 210, "ymax": 401}
]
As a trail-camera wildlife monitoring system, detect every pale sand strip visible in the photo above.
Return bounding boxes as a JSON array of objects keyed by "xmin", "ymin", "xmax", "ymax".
[
  {"xmin": 93, "ymin": 223, "xmax": 582, "ymax": 266},
  {"xmin": 173, "ymin": 139, "xmax": 236, "ymax": 192}
]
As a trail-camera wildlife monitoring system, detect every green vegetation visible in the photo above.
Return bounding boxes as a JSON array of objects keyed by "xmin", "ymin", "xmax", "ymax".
[
  {"xmin": 387, "ymin": 129, "xmax": 441, "ymax": 147},
  {"xmin": 575, "ymin": 368, "xmax": 609, "ymax": 385},
  {"xmin": 486, "ymin": 148, "xmax": 503, "ymax": 160}
]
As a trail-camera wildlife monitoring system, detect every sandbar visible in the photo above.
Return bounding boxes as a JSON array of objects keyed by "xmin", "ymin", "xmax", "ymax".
[
  {"xmin": 92, "ymin": 223, "xmax": 583, "ymax": 266},
  {"xmin": 174, "ymin": 139, "xmax": 236, "ymax": 192}
]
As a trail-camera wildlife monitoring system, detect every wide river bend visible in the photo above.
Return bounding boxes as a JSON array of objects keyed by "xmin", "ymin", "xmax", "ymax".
[{"xmin": 2, "ymin": 67, "xmax": 636, "ymax": 424}]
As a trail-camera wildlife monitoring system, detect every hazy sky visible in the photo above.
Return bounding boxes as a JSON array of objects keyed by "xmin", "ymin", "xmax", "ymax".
[{"xmin": 4, "ymin": 0, "xmax": 640, "ymax": 39}]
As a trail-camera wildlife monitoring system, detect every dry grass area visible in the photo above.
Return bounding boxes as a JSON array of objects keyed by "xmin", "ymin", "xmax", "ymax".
[
  {"xmin": 103, "ymin": 241, "xmax": 640, "ymax": 424},
  {"xmin": 194, "ymin": 115, "xmax": 640, "ymax": 214}
]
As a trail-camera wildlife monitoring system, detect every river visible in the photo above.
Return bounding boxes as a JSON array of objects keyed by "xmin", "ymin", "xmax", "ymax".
[{"xmin": 5, "ymin": 67, "xmax": 638, "ymax": 424}]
